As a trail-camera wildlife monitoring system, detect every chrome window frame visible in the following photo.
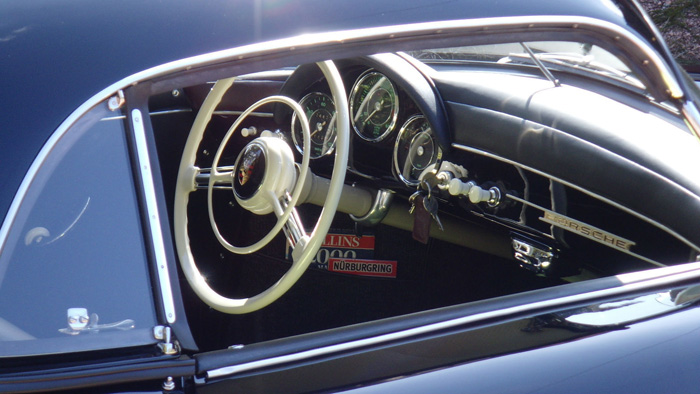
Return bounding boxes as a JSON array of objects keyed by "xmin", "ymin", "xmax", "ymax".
[{"xmin": 1, "ymin": 15, "xmax": 698, "ymax": 354}]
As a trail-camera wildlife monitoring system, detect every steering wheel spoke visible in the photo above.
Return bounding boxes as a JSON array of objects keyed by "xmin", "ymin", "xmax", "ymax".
[
  {"xmin": 174, "ymin": 61, "xmax": 349, "ymax": 314},
  {"xmin": 276, "ymin": 191, "xmax": 309, "ymax": 253},
  {"xmin": 210, "ymin": 168, "xmax": 234, "ymax": 187},
  {"xmin": 194, "ymin": 166, "xmax": 234, "ymax": 190}
]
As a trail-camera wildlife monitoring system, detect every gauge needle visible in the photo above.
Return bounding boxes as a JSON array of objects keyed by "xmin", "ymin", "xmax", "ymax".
[
  {"xmin": 310, "ymin": 120, "xmax": 326, "ymax": 138},
  {"xmin": 364, "ymin": 99, "xmax": 384, "ymax": 123},
  {"xmin": 354, "ymin": 76, "xmax": 387, "ymax": 123}
]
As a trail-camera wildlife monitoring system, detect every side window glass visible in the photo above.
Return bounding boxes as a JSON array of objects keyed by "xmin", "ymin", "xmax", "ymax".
[{"xmin": 0, "ymin": 101, "xmax": 157, "ymax": 357}]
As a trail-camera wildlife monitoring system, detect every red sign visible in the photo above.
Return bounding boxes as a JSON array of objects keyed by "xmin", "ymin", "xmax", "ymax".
[{"xmin": 322, "ymin": 234, "xmax": 375, "ymax": 250}]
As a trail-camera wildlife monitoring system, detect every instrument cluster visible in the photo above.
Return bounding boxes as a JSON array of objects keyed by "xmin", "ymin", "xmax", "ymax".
[{"xmin": 292, "ymin": 67, "xmax": 442, "ymax": 188}]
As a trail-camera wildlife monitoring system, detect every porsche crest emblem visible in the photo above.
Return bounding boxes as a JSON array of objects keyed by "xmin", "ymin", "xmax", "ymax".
[
  {"xmin": 238, "ymin": 163, "xmax": 254, "ymax": 185},
  {"xmin": 236, "ymin": 144, "xmax": 264, "ymax": 189}
]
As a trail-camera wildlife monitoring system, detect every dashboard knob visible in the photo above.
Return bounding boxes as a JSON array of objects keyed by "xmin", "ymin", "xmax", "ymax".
[
  {"xmin": 468, "ymin": 185, "xmax": 502, "ymax": 207},
  {"xmin": 468, "ymin": 185, "xmax": 492, "ymax": 203},
  {"xmin": 447, "ymin": 179, "xmax": 475, "ymax": 196},
  {"xmin": 241, "ymin": 126, "xmax": 257, "ymax": 137}
]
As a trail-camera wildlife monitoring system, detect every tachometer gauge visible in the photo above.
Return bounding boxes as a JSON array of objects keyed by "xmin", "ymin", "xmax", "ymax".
[
  {"xmin": 349, "ymin": 70, "xmax": 399, "ymax": 142},
  {"xmin": 292, "ymin": 92, "xmax": 337, "ymax": 159},
  {"xmin": 393, "ymin": 115, "xmax": 441, "ymax": 186}
]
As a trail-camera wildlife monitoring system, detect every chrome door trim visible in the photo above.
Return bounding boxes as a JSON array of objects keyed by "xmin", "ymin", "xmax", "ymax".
[{"xmin": 206, "ymin": 261, "xmax": 700, "ymax": 380}]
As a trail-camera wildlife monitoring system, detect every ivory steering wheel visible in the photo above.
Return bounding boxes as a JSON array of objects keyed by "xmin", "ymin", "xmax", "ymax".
[{"xmin": 174, "ymin": 61, "xmax": 349, "ymax": 314}]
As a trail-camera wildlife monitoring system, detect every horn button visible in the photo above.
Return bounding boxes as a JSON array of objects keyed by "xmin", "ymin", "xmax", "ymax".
[{"xmin": 232, "ymin": 136, "xmax": 297, "ymax": 215}]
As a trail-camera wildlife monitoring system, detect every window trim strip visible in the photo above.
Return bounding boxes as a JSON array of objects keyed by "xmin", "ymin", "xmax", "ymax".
[{"xmin": 131, "ymin": 109, "xmax": 177, "ymax": 324}]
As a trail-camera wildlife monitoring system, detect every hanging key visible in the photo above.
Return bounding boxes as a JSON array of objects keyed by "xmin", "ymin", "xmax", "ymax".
[
  {"xmin": 410, "ymin": 191, "xmax": 431, "ymax": 244},
  {"xmin": 408, "ymin": 190, "xmax": 423, "ymax": 214},
  {"xmin": 423, "ymin": 193, "xmax": 444, "ymax": 231}
]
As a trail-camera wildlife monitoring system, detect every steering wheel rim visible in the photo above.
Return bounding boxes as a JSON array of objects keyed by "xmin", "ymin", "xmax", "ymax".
[{"xmin": 174, "ymin": 61, "xmax": 349, "ymax": 314}]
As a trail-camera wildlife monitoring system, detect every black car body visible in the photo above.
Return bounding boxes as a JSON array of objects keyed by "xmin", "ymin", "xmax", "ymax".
[{"xmin": 3, "ymin": 0, "xmax": 700, "ymax": 392}]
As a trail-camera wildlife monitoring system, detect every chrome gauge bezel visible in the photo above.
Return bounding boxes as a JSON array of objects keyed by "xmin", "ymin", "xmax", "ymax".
[
  {"xmin": 393, "ymin": 114, "xmax": 441, "ymax": 186},
  {"xmin": 349, "ymin": 70, "xmax": 399, "ymax": 143},
  {"xmin": 291, "ymin": 91, "xmax": 337, "ymax": 159}
]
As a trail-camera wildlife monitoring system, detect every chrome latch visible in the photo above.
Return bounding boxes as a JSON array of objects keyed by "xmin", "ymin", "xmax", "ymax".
[
  {"xmin": 162, "ymin": 376, "xmax": 176, "ymax": 391},
  {"xmin": 153, "ymin": 325, "xmax": 179, "ymax": 355},
  {"xmin": 512, "ymin": 236, "xmax": 555, "ymax": 275},
  {"xmin": 107, "ymin": 90, "xmax": 125, "ymax": 111}
]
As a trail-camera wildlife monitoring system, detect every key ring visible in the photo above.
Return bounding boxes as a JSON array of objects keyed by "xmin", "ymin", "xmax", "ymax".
[{"xmin": 421, "ymin": 179, "xmax": 432, "ymax": 199}]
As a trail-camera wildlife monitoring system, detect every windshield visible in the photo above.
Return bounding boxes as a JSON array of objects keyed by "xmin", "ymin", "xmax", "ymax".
[{"xmin": 410, "ymin": 41, "xmax": 646, "ymax": 91}]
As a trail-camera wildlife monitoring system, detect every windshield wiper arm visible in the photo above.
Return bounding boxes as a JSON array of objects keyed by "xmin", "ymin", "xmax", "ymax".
[
  {"xmin": 520, "ymin": 42, "xmax": 560, "ymax": 87},
  {"xmin": 502, "ymin": 49, "xmax": 645, "ymax": 89}
]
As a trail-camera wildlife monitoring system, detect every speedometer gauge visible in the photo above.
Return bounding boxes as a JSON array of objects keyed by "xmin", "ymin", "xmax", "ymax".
[
  {"xmin": 292, "ymin": 92, "xmax": 337, "ymax": 159},
  {"xmin": 349, "ymin": 70, "xmax": 399, "ymax": 142},
  {"xmin": 393, "ymin": 115, "xmax": 441, "ymax": 186}
]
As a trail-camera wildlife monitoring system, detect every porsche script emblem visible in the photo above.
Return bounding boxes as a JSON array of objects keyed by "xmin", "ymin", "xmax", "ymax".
[{"xmin": 540, "ymin": 211, "xmax": 636, "ymax": 252}]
